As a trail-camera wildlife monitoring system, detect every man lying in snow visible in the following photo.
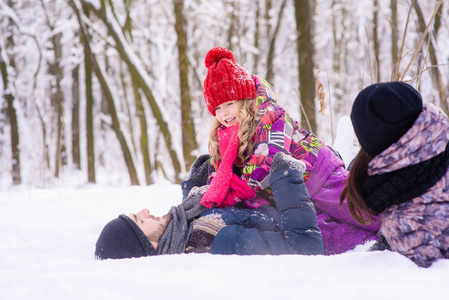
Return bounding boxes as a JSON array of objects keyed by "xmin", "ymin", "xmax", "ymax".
[{"xmin": 95, "ymin": 153, "xmax": 324, "ymax": 259}]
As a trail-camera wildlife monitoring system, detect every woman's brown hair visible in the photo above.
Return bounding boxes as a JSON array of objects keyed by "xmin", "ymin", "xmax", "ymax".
[
  {"xmin": 208, "ymin": 99, "xmax": 257, "ymax": 169},
  {"xmin": 340, "ymin": 148, "xmax": 376, "ymax": 225}
]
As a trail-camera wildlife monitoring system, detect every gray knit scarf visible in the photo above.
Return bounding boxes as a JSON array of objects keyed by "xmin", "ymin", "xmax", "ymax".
[
  {"xmin": 362, "ymin": 143, "xmax": 449, "ymax": 215},
  {"xmin": 157, "ymin": 186, "xmax": 209, "ymax": 255}
]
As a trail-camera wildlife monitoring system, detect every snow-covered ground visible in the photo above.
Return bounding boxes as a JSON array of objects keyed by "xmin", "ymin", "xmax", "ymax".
[
  {"xmin": 1, "ymin": 118, "xmax": 449, "ymax": 300},
  {"xmin": 1, "ymin": 183, "xmax": 449, "ymax": 300}
]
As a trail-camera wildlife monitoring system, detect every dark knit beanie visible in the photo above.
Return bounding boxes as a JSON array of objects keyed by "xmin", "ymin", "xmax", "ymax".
[
  {"xmin": 351, "ymin": 81, "xmax": 423, "ymax": 157},
  {"xmin": 95, "ymin": 214, "xmax": 157, "ymax": 260},
  {"xmin": 203, "ymin": 47, "xmax": 256, "ymax": 116}
]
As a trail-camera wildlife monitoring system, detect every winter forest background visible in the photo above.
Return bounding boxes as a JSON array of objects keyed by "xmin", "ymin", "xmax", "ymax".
[{"xmin": 0, "ymin": 0, "xmax": 448, "ymax": 189}]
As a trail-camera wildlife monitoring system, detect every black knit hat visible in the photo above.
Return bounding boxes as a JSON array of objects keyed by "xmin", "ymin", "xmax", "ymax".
[
  {"xmin": 351, "ymin": 81, "xmax": 423, "ymax": 157},
  {"xmin": 95, "ymin": 214, "xmax": 157, "ymax": 260}
]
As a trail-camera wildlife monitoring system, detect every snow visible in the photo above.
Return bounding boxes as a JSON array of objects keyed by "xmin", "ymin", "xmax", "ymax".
[
  {"xmin": 333, "ymin": 116, "xmax": 360, "ymax": 167},
  {"xmin": 1, "ymin": 120, "xmax": 449, "ymax": 300}
]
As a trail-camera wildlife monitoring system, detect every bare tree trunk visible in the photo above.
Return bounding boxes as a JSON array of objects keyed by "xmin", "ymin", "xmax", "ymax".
[
  {"xmin": 294, "ymin": 0, "xmax": 316, "ymax": 133},
  {"xmin": 84, "ymin": 48, "xmax": 96, "ymax": 183},
  {"xmin": 120, "ymin": 0, "xmax": 152, "ymax": 184},
  {"xmin": 99, "ymin": 59, "xmax": 109, "ymax": 167},
  {"xmin": 41, "ymin": 0, "xmax": 66, "ymax": 179},
  {"xmin": 265, "ymin": 0, "xmax": 272, "ymax": 39},
  {"xmin": 91, "ymin": 54, "xmax": 140, "ymax": 185},
  {"xmin": 34, "ymin": 98, "xmax": 51, "ymax": 170},
  {"xmin": 132, "ymin": 79, "xmax": 153, "ymax": 185},
  {"xmin": 226, "ymin": 0, "xmax": 237, "ymax": 51},
  {"xmin": 53, "ymin": 32, "xmax": 65, "ymax": 178},
  {"xmin": 265, "ymin": 0, "xmax": 287, "ymax": 84},
  {"xmin": 52, "ymin": 70, "xmax": 64, "ymax": 178},
  {"xmin": 2, "ymin": 0, "xmax": 21, "ymax": 185},
  {"xmin": 253, "ymin": 1, "xmax": 261, "ymax": 75},
  {"xmin": 119, "ymin": 62, "xmax": 138, "ymax": 159},
  {"xmin": 174, "ymin": 0, "xmax": 198, "ymax": 170},
  {"xmin": 390, "ymin": 0, "xmax": 398, "ymax": 79},
  {"xmin": 331, "ymin": 0, "xmax": 341, "ymax": 96},
  {"xmin": 433, "ymin": 1, "xmax": 443, "ymax": 35},
  {"xmin": 373, "ymin": 0, "xmax": 380, "ymax": 82},
  {"xmin": 81, "ymin": 7, "xmax": 96, "ymax": 183},
  {"xmin": 71, "ymin": 63, "xmax": 81, "ymax": 169},
  {"xmin": 264, "ymin": 0, "xmax": 272, "ymax": 76},
  {"xmin": 0, "ymin": 43, "xmax": 21, "ymax": 185},
  {"xmin": 331, "ymin": 0, "xmax": 348, "ymax": 114},
  {"xmin": 413, "ymin": 1, "xmax": 447, "ymax": 114}
]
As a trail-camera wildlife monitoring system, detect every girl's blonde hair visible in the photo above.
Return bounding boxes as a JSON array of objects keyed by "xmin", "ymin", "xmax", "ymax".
[{"xmin": 208, "ymin": 99, "xmax": 258, "ymax": 170}]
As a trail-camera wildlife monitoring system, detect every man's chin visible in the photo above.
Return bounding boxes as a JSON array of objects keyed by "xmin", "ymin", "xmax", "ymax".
[{"xmin": 162, "ymin": 213, "xmax": 173, "ymax": 224}]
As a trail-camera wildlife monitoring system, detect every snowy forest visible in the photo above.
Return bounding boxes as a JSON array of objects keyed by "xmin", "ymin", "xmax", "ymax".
[{"xmin": 0, "ymin": 0, "xmax": 447, "ymax": 188}]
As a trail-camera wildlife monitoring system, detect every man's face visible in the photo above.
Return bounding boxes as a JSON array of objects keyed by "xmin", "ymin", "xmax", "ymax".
[{"xmin": 128, "ymin": 209, "xmax": 171, "ymax": 245}]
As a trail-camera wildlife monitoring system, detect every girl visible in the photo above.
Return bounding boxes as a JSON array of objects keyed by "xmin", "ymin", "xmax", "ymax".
[
  {"xmin": 340, "ymin": 81, "xmax": 449, "ymax": 267},
  {"xmin": 199, "ymin": 46, "xmax": 379, "ymax": 255}
]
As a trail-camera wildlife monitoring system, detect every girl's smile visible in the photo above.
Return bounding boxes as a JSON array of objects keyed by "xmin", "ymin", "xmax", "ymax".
[{"xmin": 215, "ymin": 101, "xmax": 240, "ymax": 127}]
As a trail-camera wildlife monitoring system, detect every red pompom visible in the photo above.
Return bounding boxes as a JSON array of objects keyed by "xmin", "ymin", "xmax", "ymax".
[{"xmin": 204, "ymin": 47, "xmax": 235, "ymax": 68}]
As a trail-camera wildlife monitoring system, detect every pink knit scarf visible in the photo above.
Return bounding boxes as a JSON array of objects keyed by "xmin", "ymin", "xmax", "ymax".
[{"xmin": 201, "ymin": 125, "xmax": 255, "ymax": 208}]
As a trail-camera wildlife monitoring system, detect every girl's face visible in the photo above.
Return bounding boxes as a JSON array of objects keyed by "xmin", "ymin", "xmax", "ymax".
[{"xmin": 215, "ymin": 101, "xmax": 240, "ymax": 127}]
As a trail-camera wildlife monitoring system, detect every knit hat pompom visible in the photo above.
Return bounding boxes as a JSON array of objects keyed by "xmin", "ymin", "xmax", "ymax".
[
  {"xmin": 204, "ymin": 47, "xmax": 235, "ymax": 68},
  {"xmin": 351, "ymin": 81, "xmax": 423, "ymax": 157},
  {"xmin": 203, "ymin": 47, "xmax": 256, "ymax": 116}
]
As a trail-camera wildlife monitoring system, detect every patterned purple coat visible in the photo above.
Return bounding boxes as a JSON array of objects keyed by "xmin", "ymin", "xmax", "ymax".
[
  {"xmin": 241, "ymin": 76, "xmax": 380, "ymax": 254},
  {"xmin": 369, "ymin": 103, "xmax": 449, "ymax": 267}
]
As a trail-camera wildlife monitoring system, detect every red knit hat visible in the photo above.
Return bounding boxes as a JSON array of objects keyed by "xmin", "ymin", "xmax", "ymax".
[{"xmin": 203, "ymin": 47, "xmax": 256, "ymax": 116}]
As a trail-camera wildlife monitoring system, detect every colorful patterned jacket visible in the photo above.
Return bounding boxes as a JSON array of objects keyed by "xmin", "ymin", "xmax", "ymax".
[{"xmin": 243, "ymin": 76, "xmax": 339, "ymax": 197}]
